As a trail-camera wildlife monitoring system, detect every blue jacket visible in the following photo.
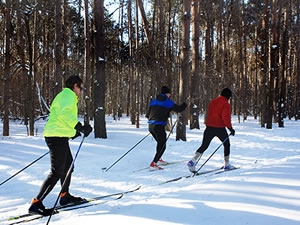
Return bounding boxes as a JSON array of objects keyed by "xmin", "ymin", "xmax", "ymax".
[{"xmin": 146, "ymin": 94, "xmax": 186, "ymax": 126}]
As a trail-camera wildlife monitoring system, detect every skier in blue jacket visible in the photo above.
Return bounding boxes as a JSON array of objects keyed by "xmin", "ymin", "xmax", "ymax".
[{"xmin": 146, "ymin": 86, "xmax": 187, "ymax": 170}]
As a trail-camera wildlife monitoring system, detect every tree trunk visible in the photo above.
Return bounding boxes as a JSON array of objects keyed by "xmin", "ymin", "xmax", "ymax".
[
  {"xmin": 31, "ymin": 6, "xmax": 38, "ymax": 135},
  {"xmin": 260, "ymin": 0, "xmax": 270, "ymax": 128},
  {"xmin": 3, "ymin": 0, "xmax": 12, "ymax": 136},
  {"xmin": 190, "ymin": 0, "xmax": 200, "ymax": 130},
  {"xmin": 54, "ymin": 0, "xmax": 63, "ymax": 95},
  {"xmin": 135, "ymin": 0, "xmax": 140, "ymax": 128},
  {"xmin": 128, "ymin": 0, "xmax": 135, "ymax": 125},
  {"xmin": 93, "ymin": 0, "xmax": 107, "ymax": 138},
  {"xmin": 267, "ymin": 0, "xmax": 280, "ymax": 129},
  {"xmin": 204, "ymin": 1, "xmax": 214, "ymax": 109},
  {"xmin": 278, "ymin": 2, "xmax": 287, "ymax": 127},
  {"xmin": 296, "ymin": 0, "xmax": 300, "ymax": 120},
  {"xmin": 177, "ymin": 0, "xmax": 191, "ymax": 141},
  {"xmin": 16, "ymin": 0, "xmax": 29, "ymax": 128},
  {"xmin": 136, "ymin": 0, "xmax": 160, "ymax": 88},
  {"xmin": 84, "ymin": 0, "xmax": 91, "ymax": 124}
]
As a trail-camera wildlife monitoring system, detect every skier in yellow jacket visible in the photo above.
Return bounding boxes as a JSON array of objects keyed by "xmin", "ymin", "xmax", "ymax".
[{"xmin": 28, "ymin": 76, "xmax": 92, "ymax": 216}]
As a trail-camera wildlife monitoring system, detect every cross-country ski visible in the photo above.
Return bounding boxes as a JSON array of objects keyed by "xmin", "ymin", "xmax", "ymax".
[
  {"xmin": 7, "ymin": 185, "xmax": 141, "ymax": 224},
  {"xmin": 159, "ymin": 166, "xmax": 239, "ymax": 185},
  {"xmin": 8, "ymin": 195, "xmax": 123, "ymax": 225}
]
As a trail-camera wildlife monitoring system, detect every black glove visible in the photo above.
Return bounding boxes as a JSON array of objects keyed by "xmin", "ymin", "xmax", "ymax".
[
  {"xmin": 83, "ymin": 124, "xmax": 93, "ymax": 137},
  {"xmin": 182, "ymin": 102, "xmax": 187, "ymax": 109},
  {"xmin": 71, "ymin": 131, "xmax": 81, "ymax": 140},
  {"xmin": 75, "ymin": 122, "xmax": 93, "ymax": 137},
  {"xmin": 229, "ymin": 127, "xmax": 235, "ymax": 136}
]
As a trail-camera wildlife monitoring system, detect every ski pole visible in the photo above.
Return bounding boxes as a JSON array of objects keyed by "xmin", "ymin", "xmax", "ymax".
[
  {"xmin": 0, "ymin": 151, "xmax": 49, "ymax": 187},
  {"xmin": 46, "ymin": 136, "xmax": 85, "ymax": 225},
  {"xmin": 193, "ymin": 134, "xmax": 231, "ymax": 177},
  {"xmin": 159, "ymin": 119, "xmax": 178, "ymax": 152},
  {"xmin": 167, "ymin": 119, "xmax": 177, "ymax": 141},
  {"xmin": 104, "ymin": 132, "xmax": 151, "ymax": 172}
]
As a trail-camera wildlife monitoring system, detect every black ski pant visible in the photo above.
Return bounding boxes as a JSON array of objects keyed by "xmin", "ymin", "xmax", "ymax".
[
  {"xmin": 196, "ymin": 127, "xmax": 230, "ymax": 157},
  {"xmin": 149, "ymin": 124, "xmax": 167, "ymax": 163},
  {"xmin": 36, "ymin": 137, "xmax": 73, "ymax": 201}
]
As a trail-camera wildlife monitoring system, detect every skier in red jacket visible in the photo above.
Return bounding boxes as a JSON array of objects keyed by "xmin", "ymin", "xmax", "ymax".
[{"xmin": 187, "ymin": 88, "xmax": 235, "ymax": 173}]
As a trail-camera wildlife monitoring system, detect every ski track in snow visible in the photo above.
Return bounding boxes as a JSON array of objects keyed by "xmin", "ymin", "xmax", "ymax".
[{"xmin": 0, "ymin": 115, "xmax": 300, "ymax": 225}]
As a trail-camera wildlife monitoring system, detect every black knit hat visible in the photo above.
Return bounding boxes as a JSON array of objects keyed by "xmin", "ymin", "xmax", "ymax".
[
  {"xmin": 161, "ymin": 86, "xmax": 171, "ymax": 94},
  {"xmin": 221, "ymin": 88, "xmax": 232, "ymax": 99}
]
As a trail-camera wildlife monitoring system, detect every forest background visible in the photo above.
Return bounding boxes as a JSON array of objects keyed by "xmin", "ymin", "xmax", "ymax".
[{"xmin": 1, "ymin": 0, "xmax": 300, "ymax": 138}]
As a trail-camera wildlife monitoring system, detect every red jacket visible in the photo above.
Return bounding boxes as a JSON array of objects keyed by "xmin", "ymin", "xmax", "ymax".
[{"xmin": 205, "ymin": 96, "xmax": 232, "ymax": 129}]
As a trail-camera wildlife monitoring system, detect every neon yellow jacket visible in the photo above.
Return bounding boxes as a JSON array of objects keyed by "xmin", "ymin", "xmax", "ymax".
[{"xmin": 43, "ymin": 88, "xmax": 79, "ymax": 137}]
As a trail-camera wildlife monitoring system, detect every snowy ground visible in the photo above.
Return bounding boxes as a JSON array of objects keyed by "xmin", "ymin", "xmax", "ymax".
[{"xmin": 0, "ymin": 115, "xmax": 299, "ymax": 225}]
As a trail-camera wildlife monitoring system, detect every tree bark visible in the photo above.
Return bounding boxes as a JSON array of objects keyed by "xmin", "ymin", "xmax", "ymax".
[
  {"xmin": 267, "ymin": 0, "xmax": 280, "ymax": 129},
  {"xmin": 84, "ymin": 0, "xmax": 91, "ymax": 124},
  {"xmin": 54, "ymin": 0, "xmax": 63, "ymax": 95},
  {"xmin": 128, "ymin": 0, "xmax": 136, "ymax": 125},
  {"xmin": 296, "ymin": 0, "xmax": 300, "ymax": 120},
  {"xmin": 177, "ymin": 0, "xmax": 191, "ymax": 141},
  {"xmin": 260, "ymin": 0, "xmax": 270, "ymax": 128},
  {"xmin": 93, "ymin": 0, "xmax": 107, "ymax": 138},
  {"xmin": 190, "ymin": 0, "xmax": 200, "ymax": 130},
  {"xmin": 3, "ymin": 0, "xmax": 12, "ymax": 136}
]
